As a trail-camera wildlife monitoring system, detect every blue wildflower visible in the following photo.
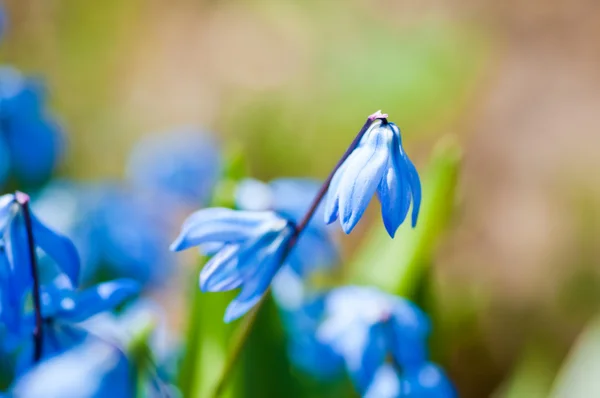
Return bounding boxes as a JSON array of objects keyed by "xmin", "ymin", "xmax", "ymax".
[
  {"xmin": 324, "ymin": 111, "xmax": 421, "ymax": 237},
  {"xmin": 235, "ymin": 178, "xmax": 339, "ymax": 275},
  {"xmin": 11, "ymin": 339, "xmax": 132, "ymax": 398},
  {"xmin": 0, "ymin": 67, "xmax": 64, "ymax": 186},
  {"xmin": 171, "ymin": 208, "xmax": 294, "ymax": 322},
  {"xmin": 317, "ymin": 286, "xmax": 430, "ymax": 390},
  {"xmin": 126, "ymin": 129, "xmax": 221, "ymax": 206}
]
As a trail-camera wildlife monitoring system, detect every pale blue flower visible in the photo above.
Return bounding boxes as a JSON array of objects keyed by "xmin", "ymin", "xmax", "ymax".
[
  {"xmin": 324, "ymin": 117, "xmax": 421, "ymax": 237},
  {"xmin": 317, "ymin": 286, "xmax": 430, "ymax": 389},
  {"xmin": 171, "ymin": 208, "xmax": 294, "ymax": 322}
]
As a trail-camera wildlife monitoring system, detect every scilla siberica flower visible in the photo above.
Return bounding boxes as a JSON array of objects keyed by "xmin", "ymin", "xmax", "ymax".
[
  {"xmin": 317, "ymin": 287, "xmax": 454, "ymax": 397},
  {"xmin": 171, "ymin": 208, "xmax": 295, "ymax": 322},
  {"xmin": 324, "ymin": 111, "xmax": 421, "ymax": 237}
]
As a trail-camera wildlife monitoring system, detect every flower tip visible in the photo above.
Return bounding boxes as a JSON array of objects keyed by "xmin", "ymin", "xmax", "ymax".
[
  {"xmin": 14, "ymin": 191, "xmax": 30, "ymax": 204},
  {"xmin": 169, "ymin": 238, "xmax": 183, "ymax": 252},
  {"xmin": 368, "ymin": 110, "xmax": 388, "ymax": 121}
]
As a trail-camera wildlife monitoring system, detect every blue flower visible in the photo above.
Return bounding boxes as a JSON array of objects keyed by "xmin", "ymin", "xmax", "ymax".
[
  {"xmin": 126, "ymin": 129, "xmax": 221, "ymax": 206},
  {"xmin": 0, "ymin": 193, "xmax": 80, "ymax": 347},
  {"xmin": 11, "ymin": 339, "xmax": 132, "ymax": 398},
  {"xmin": 317, "ymin": 286, "xmax": 430, "ymax": 390},
  {"xmin": 0, "ymin": 67, "xmax": 64, "ymax": 186},
  {"xmin": 171, "ymin": 208, "xmax": 294, "ymax": 322},
  {"xmin": 235, "ymin": 178, "xmax": 339, "ymax": 275},
  {"xmin": 324, "ymin": 113, "xmax": 421, "ymax": 237},
  {"xmin": 364, "ymin": 363, "xmax": 456, "ymax": 398}
]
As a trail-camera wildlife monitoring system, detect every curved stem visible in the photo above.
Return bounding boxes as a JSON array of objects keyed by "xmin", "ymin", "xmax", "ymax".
[
  {"xmin": 16, "ymin": 192, "xmax": 44, "ymax": 362},
  {"xmin": 209, "ymin": 115, "xmax": 381, "ymax": 397}
]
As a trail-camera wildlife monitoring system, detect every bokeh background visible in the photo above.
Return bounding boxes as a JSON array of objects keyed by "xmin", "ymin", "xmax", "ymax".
[{"xmin": 3, "ymin": 0, "xmax": 600, "ymax": 397}]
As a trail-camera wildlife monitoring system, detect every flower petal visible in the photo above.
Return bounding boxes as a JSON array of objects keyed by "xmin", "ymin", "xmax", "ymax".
[
  {"xmin": 170, "ymin": 208, "xmax": 275, "ymax": 251},
  {"xmin": 377, "ymin": 154, "xmax": 410, "ymax": 238},
  {"xmin": 338, "ymin": 128, "xmax": 391, "ymax": 234},
  {"xmin": 31, "ymin": 213, "xmax": 80, "ymax": 287},
  {"xmin": 323, "ymin": 161, "xmax": 348, "ymax": 225}
]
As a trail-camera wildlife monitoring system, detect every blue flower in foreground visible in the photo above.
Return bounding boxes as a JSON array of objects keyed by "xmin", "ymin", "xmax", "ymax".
[
  {"xmin": 127, "ymin": 130, "xmax": 221, "ymax": 206},
  {"xmin": 0, "ymin": 67, "xmax": 64, "ymax": 186},
  {"xmin": 0, "ymin": 193, "xmax": 80, "ymax": 346},
  {"xmin": 171, "ymin": 208, "xmax": 294, "ymax": 322},
  {"xmin": 364, "ymin": 363, "xmax": 456, "ymax": 398},
  {"xmin": 317, "ymin": 286, "xmax": 430, "ymax": 390},
  {"xmin": 236, "ymin": 178, "xmax": 339, "ymax": 275},
  {"xmin": 324, "ymin": 111, "xmax": 421, "ymax": 237},
  {"xmin": 12, "ymin": 339, "xmax": 132, "ymax": 398}
]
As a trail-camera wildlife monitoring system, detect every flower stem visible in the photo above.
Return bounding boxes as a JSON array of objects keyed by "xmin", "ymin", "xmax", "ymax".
[
  {"xmin": 16, "ymin": 192, "xmax": 44, "ymax": 362},
  {"xmin": 209, "ymin": 115, "xmax": 380, "ymax": 397}
]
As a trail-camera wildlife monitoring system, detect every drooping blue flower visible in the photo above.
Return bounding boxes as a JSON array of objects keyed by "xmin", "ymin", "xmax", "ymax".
[
  {"xmin": 364, "ymin": 363, "xmax": 456, "ymax": 398},
  {"xmin": 235, "ymin": 178, "xmax": 339, "ymax": 275},
  {"xmin": 317, "ymin": 286, "xmax": 430, "ymax": 390},
  {"xmin": 11, "ymin": 339, "xmax": 133, "ymax": 398},
  {"xmin": 324, "ymin": 111, "xmax": 421, "ymax": 237},
  {"xmin": 171, "ymin": 207, "xmax": 294, "ymax": 322},
  {"xmin": 126, "ymin": 129, "xmax": 221, "ymax": 206},
  {"xmin": 0, "ymin": 67, "xmax": 64, "ymax": 187}
]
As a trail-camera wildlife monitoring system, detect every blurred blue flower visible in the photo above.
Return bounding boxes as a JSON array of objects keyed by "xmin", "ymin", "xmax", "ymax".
[
  {"xmin": 126, "ymin": 129, "xmax": 221, "ymax": 206},
  {"xmin": 0, "ymin": 193, "xmax": 80, "ymax": 348},
  {"xmin": 11, "ymin": 339, "xmax": 132, "ymax": 398},
  {"xmin": 33, "ymin": 183, "xmax": 177, "ymax": 287},
  {"xmin": 236, "ymin": 178, "xmax": 338, "ymax": 275},
  {"xmin": 324, "ymin": 114, "xmax": 421, "ymax": 237},
  {"xmin": 171, "ymin": 208, "xmax": 294, "ymax": 322},
  {"xmin": 364, "ymin": 363, "xmax": 456, "ymax": 398},
  {"xmin": 0, "ymin": 67, "xmax": 64, "ymax": 187},
  {"xmin": 317, "ymin": 286, "xmax": 430, "ymax": 389}
]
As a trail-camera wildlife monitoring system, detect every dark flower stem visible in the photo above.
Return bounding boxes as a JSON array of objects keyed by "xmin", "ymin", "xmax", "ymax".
[
  {"xmin": 210, "ymin": 116, "xmax": 381, "ymax": 398},
  {"xmin": 16, "ymin": 192, "xmax": 44, "ymax": 362}
]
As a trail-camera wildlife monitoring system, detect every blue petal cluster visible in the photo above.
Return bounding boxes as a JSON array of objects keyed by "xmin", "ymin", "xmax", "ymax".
[
  {"xmin": 317, "ymin": 286, "xmax": 455, "ymax": 397},
  {"xmin": 325, "ymin": 115, "xmax": 421, "ymax": 237},
  {"xmin": 0, "ymin": 68, "xmax": 64, "ymax": 187},
  {"xmin": 171, "ymin": 208, "xmax": 295, "ymax": 322}
]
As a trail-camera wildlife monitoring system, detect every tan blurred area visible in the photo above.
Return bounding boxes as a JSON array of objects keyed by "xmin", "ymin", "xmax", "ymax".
[{"xmin": 4, "ymin": 0, "xmax": 600, "ymax": 396}]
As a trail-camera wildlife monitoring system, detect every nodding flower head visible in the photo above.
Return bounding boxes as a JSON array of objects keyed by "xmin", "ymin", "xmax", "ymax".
[
  {"xmin": 324, "ymin": 113, "xmax": 421, "ymax": 237},
  {"xmin": 317, "ymin": 287, "xmax": 430, "ymax": 390},
  {"xmin": 170, "ymin": 208, "xmax": 294, "ymax": 322}
]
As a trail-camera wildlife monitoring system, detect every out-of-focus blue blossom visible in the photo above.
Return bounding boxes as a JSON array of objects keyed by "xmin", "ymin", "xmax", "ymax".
[
  {"xmin": 126, "ymin": 130, "xmax": 221, "ymax": 206},
  {"xmin": 236, "ymin": 178, "xmax": 338, "ymax": 275},
  {"xmin": 11, "ymin": 339, "xmax": 132, "ymax": 398},
  {"xmin": 0, "ymin": 193, "xmax": 80, "ymax": 348},
  {"xmin": 33, "ymin": 183, "xmax": 176, "ymax": 287},
  {"xmin": 0, "ymin": 67, "xmax": 64, "ymax": 187},
  {"xmin": 324, "ymin": 112, "xmax": 421, "ymax": 237},
  {"xmin": 364, "ymin": 363, "xmax": 456, "ymax": 398},
  {"xmin": 171, "ymin": 208, "xmax": 294, "ymax": 322},
  {"xmin": 317, "ymin": 286, "xmax": 430, "ymax": 390},
  {"xmin": 271, "ymin": 268, "xmax": 344, "ymax": 379}
]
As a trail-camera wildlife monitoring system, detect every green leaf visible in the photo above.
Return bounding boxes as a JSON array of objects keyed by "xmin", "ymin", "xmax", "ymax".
[{"xmin": 347, "ymin": 135, "xmax": 462, "ymax": 297}]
